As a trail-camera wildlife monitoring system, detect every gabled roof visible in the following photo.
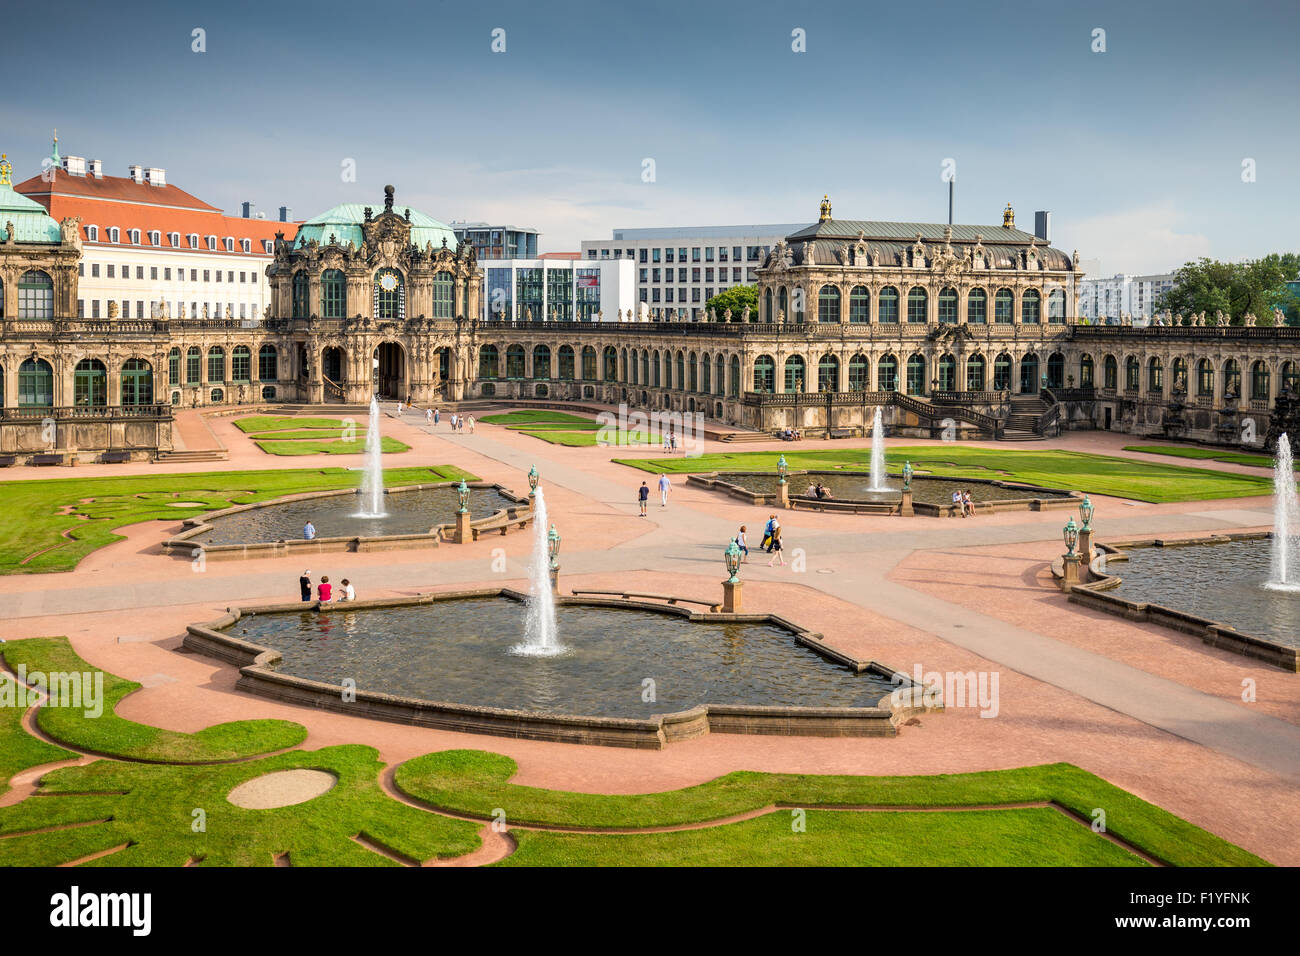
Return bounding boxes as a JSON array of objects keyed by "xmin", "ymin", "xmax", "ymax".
[
  {"xmin": 787, "ymin": 219, "xmax": 1042, "ymax": 244},
  {"xmin": 14, "ymin": 167, "xmax": 221, "ymax": 211}
]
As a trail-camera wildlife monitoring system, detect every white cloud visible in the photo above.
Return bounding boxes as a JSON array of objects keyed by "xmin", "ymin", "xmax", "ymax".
[{"xmin": 1056, "ymin": 203, "xmax": 1212, "ymax": 276}]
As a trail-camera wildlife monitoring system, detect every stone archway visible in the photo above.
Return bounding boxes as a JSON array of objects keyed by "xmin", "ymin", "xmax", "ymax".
[{"xmin": 376, "ymin": 341, "xmax": 407, "ymax": 400}]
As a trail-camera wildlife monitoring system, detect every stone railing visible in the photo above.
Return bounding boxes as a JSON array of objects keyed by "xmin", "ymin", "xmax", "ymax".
[
  {"xmin": 1071, "ymin": 325, "xmax": 1300, "ymax": 342},
  {"xmin": 0, "ymin": 404, "xmax": 171, "ymax": 421}
]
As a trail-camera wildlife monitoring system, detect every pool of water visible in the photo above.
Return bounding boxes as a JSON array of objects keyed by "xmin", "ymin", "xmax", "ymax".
[
  {"xmin": 198, "ymin": 486, "xmax": 518, "ymax": 545},
  {"xmin": 717, "ymin": 472, "xmax": 1070, "ymax": 505},
  {"xmin": 1111, "ymin": 538, "xmax": 1299, "ymax": 648},
  {"xmin": 229, "ymin": 597, "xmax": 898, "ymax": 718}
]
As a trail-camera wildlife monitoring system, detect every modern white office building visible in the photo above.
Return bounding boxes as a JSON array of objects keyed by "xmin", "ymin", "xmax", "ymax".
[
  {"xmin": 580, "ymin": 224, "xmax": 809, "ymax": 320},
  {"xmin": 1078, "ymin": 272, "xmax": 1177, "ymax": 321},
  {"xmin": 479, "ymin": 253, "xmax": 636, "ymax": 322}
]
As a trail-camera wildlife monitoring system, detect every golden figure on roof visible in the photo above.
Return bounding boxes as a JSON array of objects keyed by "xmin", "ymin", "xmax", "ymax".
[
  {"xmin": 819, "ymin": 194, "xmax": 832, "ymax": 222},
  {"xmin": 1002, "ymin": 202, "xmax": 1015, "ymax": 229},
  {"xmin": 0, "ymin": 154, "xmax": 11, "ymax": 186}
]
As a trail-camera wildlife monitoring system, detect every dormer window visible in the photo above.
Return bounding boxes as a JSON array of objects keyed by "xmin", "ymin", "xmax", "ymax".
[
  {"xmin": 206, "ymin": 235, "xmax": 217, "ymax": 251},
  {"xmin": 108, "ymin": 226, "xmax": 120, "ymax": 243},
  {"xmin": 241, "ymin": 238, "xmax": 251, "ymax": 253},
  {"xmin": 129, "ymin": 229, "xmax": 141, "ymax": 244},
  {"xmin": 169, "ymin": 232, "xmax": 180, "ymax": 247},
  {"xmin": 149, "ymin": 230, "xmax": 161, "ymax": 246},
  {"xmin": 263, "ymin": 240, "xmax": 273, "ymax": 254},
  {"xmin": 224, "ymin": 237, "xmax": 234, "ymax": 252},
  {"xmin": 188, "ymin": 233, "xmax": 199, "ymax": 249},
  {"xmin": 85, "ymin": 225, "xmax": 99, "ymax": 242}
]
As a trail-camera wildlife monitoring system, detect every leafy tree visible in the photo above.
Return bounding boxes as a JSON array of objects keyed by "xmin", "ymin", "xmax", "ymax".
[
  {"xmin": 1158, "ymin": 254, "xmax": 1300, "ymax": 326},
  {"xmin": 704, "ymin": 285, "xmax": 758, "ymax": 322}
]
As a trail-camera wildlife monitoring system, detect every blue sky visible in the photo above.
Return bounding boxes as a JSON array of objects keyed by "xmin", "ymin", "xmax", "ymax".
[{"xmin": 1, "ymin": 0, "xmax": 1296, "ymax": 273}]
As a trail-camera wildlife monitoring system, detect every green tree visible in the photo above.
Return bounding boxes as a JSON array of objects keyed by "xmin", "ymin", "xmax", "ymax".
[
  {"xmin": 1158, "ymin": 254, "xmax": 1300, "ymax": 326},
  {"xmin": 704, "ymin": 285, "xmax": 758, "ymax": 322}
]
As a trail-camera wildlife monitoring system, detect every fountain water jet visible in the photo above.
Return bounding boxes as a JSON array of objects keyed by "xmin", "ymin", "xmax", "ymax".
[
  {"xmin": 355, "ymin": 395, "xmax": 387, "ymax": 518},
  {"xmin": 1267, "ymin": 433, "xmax": 1300, "ymax": 591},
  {"xmin": 868, "ymin": 407, "xmax": 888, "ymax": 492},
  {"xmin": 511, "ymin": 485, "xmax": 565, "ymax": 656}
]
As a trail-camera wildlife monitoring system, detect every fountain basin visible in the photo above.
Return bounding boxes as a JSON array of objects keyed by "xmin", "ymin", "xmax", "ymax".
[
  {"xmin": 163, "ymin": 482, "xmax": 527, "ymax": 561},
  {"xmin": 184, "ymin": 589, "xmax": 931, "ymax": 748}
]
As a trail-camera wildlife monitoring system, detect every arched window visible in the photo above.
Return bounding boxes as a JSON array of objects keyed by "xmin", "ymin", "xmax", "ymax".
[
  {"xmin": 1079, "ymin": 354, "xmax": 1094, "ymax": 388},
  {"xmin": 650, "ymin": 349, "xmax": 660, "ymax": 387},
  {"xmin": 938, "ymin": 287, "xmax": 958, "ymax": 324},
  {"xmin": 582, "ymin": 346, "xmax": 598, "ymax": 381},
  {"xmin": 1020, "ymin": 353, "xmax": 1041, "ymax": 393},
  {"xmin": 1047, "ymin": 288, "xmax": 1066, "ymax": 324},
  {"xmin": 1197, "ymin": 359, "xmax": 1214, "ymax": 396},
  {"xmin": 1223, "ymin": 359, "xmax": 1241, "ymax": 398},
  {"xmin": 605, "ymin": 346, "xmax": 619, "ymax": 383},
  {"xmin": 506, "ymin": 344, "xmax": 525, "ymax": 379},
  {"xmin": 168, "ymin": 348, "xmax": 181, "ymax": 386},
  {"xmin": 1125, "ymin": 356, "xmax": 1140, "ymax": 391},
  {"xmin": 729, "ymin": 355, "xmax": 740, "ymax": 398},
  {"xmin": 533, "ymin": 345, "xmax": 551, "ymax": 380},
  {"xmin": 18, "ymin": 270, "xmax": 54, "ymax": 319},
  {"xmin": 258, "ymin": 345, "xmax": 278, "ymax": 381},
  {"xmin": 185, "ymin": 346, "xmax": 201, "ymax": 385},
  {"xmin": 849, "ymin": 286, "xmax": 869, "ymax": 323},
  {"xmin": 1022, "ymin": 289, "xmax": 1041, "ymax": 324},
  {"xmin": 675, "ymin": 350, "xmax": 685, "ymax": 389},
  {"xmin": 1171, "ymin": 358, "xmax": 1188, "ymax": 393},
  {"xmin": 374, "ymin": 269, "xmax": 404, "ymax": 319},
  {"xmin": 818, "ymin": 353, "xmax": 839, "ymax": 392},
  {"xmin": 1282, "ymin": 361, "xmax": 1298, "ymax": 394},
  {"xmin": 479, "ymin": 344, "xmax": 499, "ymax": 379},
  {"xmin": 878, "ymin": 286, "xmax": 899, "ymax": 323},
  {"xmin": 74, "ymin": 359, "xmax": 108, "ymax": 407},
  {"xmin": 433, "ymin": 271, "xmax": 454, "ymax": 319},
  {"xmin": 716, "ymin": 354, "xmax": 726, "ymax": 395},
  {"xmin": 907, "ymin": 286, "xmax": 928, "ymax": 323},
  {"xmin": 994, "ymin": 288, "xmax": 1014, "ymax": 324},
  {"xmin": 794, "ymin": 287, "xmax": 805, "ymax": 323},
  {"xmin": 967, "ymin": 287, "xmax": 987, "ymax": 324},
  {"xmin": 777, "ymin": 286, "xmax": 788, "ymax": 320},
  {"xmin": 784, "ymin": 355, "xmax": 806, "ymax": 393},
  {"xmin": 818, "ymin": 285, "xmax": 840, "ymax": 323},
  {"xmin": 1251, "ymin": 361, "xmax": 1270, "ymax": 400},
  {"xmin": 232, "ymin": 346, "xmax": 251, "ymax": 382},
  {"xmin": 938, "ymin": 353, "xmax": 956, "ymax": 391},
  {"xmin": 321, "ymin": 270, "xmax": 345, "ymax": 319},
  {"xmin": 1047, "ymin": 352, "xmax": 1065, "ymax": 389},
  {"xmin": 120, "ymin": 359, "xmax": 153, "ymax": 406},
  {"xmin": 18, "ymin": 358, "xmax": 54, "ymax": 407},
  {"xmin": 764, "ymin": 287, "xmax": 773, "ymax": 323},
  {"xmin": 966, "ymin": 354, "xmax": 986, "ymax": 391},
  {"xmin": 688, "ymin": 351, "xmax": 698, "ymax": 391},
  {"xmin": 701, "ymin": 353, "xmax": 711, "ymax": 393},
  {"xmin": 207, "ymin": 346, "xmax": 226, "ymax": 383},
  {"xmin": 753, "ymin": 354, "xmax": 775, "ymax": 393},
  {"xmin": 559, "ymin": 345, "xmax": 575, "ymax": 380},
  {"xmin": 906, "ymin": 353, "xmax": 926, "ymax": 394},
  {"xmin": 642, "ymin": 351, "xmax": 650, "ymax": 385},
  {"xmin": 848, "ymin": 353, "xmax": 869, "ymax": 391},
  {"xmin": 877, "ymin": 354, "xmax": 898, "ymax": 392},
  {"xmin": 292, "ymin": 271, "xmax": 309, "ymax": 318},
  {"xmin": 1148, "ymin": 357, "xmax": 1164, "ymax": 394},
  {"xmin": 994, "ymin": 353, "xmax": 1013, "ymax": 391},
  {"xmin": 1104, "ymin": 355, "xmax": 1118, "ymax": 390}
]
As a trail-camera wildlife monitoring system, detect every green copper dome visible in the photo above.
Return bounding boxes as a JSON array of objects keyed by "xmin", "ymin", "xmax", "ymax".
[
  {"xmin": 0, "ymin": 154, "xmax": 62, "ymax": 243},
  {"xmin": 295, "ymin": 202, "xmax": 458, "ymax": 252}
]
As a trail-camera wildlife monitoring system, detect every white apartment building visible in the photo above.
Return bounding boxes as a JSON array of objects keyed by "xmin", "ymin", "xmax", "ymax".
[
  {"xmin": 16, "ymin": 143, "xmax": 295, "ymax": 324},
  {"xmin": 580, "ymin": 224, "xmax": 809, "ymax": 320},
  {"xmin": 479, "ymin": 254, "xmax": 635, "ymax": 322},
  {"xmin": 1078, "ymin": 272, "xmax": 1177, "ymax": 322}
]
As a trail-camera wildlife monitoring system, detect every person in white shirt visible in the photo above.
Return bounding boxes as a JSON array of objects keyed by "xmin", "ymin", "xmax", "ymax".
[
  {"xmin": 425, "ymin": 407, "xmax": 433, "ymax": 425},
  {"xmin": 467, "ymin": 415, "xmax": 476, "ymax": 433},
  {"xmin": 339, "ymin": 578, "xmax": 356, "ymax": 602},
  {"xmin": 657, "ymin": 473, "xmax": 672, "ymax": 507}
]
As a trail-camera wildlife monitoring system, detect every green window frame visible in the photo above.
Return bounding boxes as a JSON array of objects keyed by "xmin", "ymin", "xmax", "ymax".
[
  {"xmin": 120, "ymin": 359, "xmax": 153, "ymax": 406},
  {"xmin": 232, "ymin": 346, "xmax": 252, "ymax": 383},
  {"xmin": 432, "ymin": 271, "xmax": 454, "ymax": 319},
  {"xmin": 321, "ymin": 270, "xmax": 345, "ymax": 319},
  {"xmin": 18, "ymin": 270, "xmax": 54, "ymax": 319},
  {"xmin": 878, "ymin": 286, "xmax": 899, "ymax": 323}
]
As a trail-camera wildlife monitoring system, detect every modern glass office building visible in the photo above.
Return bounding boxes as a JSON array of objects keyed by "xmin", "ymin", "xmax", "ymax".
[{"xmin": 451, "ymin": 221, "xmax": 539, "ymax": 260}]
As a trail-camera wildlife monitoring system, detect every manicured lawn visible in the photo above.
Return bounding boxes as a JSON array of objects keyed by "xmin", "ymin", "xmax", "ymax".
[
  {"xmin": 254, "ymin": 436, "xmax": 410, "ymax": 456},
  {"xmin": 612, "ymin": 447, "xmax": 1276, "ymax": 503},
  {"xmin": 0, "ymin": 465, "xmax": 476, "ymax": 574},
  {"xmin": 480, "ymin": 411, "xmax": 595, "ymax": 426},
  {"xmin": 246, "ymin": 428, "xmax": 352, "ymax": 440},
  {"xmin": 517, "ymin": 429, "xmax": 659, "ymax": 447},
  {"xmin": 396, "ymin": 750, "xmax": 1264, "ymax": 867},
  {"xmin": 1124, "ymin": 444, "xmax": 1297, "ymax": 471},
  {"xmin": 233, "ymin": 415, "xmax": 348, "ymax": 433},
  {"xmin": 0, "ymin": 674, "xmax": 75, "ymax": 796}
]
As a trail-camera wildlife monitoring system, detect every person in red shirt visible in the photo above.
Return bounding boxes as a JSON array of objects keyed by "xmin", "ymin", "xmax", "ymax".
[{"xmin": 317, "ymin": 576, "xmax": 333, "ymax": 602}]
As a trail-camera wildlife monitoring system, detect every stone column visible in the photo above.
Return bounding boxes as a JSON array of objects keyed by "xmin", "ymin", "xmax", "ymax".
[
  {"xmin": 1060, "ymin": 553, "xmax": 1081, "ymax": 590},
  {"xmin": 721, "ymin": 578, "xmax": 742, "ymax": 613}
]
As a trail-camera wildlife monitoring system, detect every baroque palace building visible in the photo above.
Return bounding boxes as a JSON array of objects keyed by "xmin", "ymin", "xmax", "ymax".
[{"xmin": 2, "ymin": 179, "xmax": 1297, "ymax": 462}]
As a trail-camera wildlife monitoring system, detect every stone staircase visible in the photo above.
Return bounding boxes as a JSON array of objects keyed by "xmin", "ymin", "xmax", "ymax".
[
  {"xmin": 155, "ymin": 448, "xmax": 228, "ymax": 463},
  {"xmin": 1002, "ymin": 394, "xmax": 1051, "ymax": 441}
]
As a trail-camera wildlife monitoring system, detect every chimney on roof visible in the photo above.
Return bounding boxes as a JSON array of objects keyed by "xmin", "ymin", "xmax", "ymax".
[
  {"xmin": 144, "ymin": 167, "xmax": 166, "ymax": 187},
  {"xmin": 279, "ymin": 205, "xmax": 291, "ymax": 222},
  {"xmin": 128, "ymin": 164, "xmax": 144, "ymax": 184},
  {"xmin": 62, "ymin": 156, "xmax": 86, "ymax": 177},
  {"xmin": 1034, "ymin": 211, "xmax": 1050, "ymax": 243},
  {"xmin": 88, "ymin": 159, "xmax": 103, "ymax": 178},
  {"xmin": 241, "ymin": 201, "xmax": 255, "ymax": 219}
]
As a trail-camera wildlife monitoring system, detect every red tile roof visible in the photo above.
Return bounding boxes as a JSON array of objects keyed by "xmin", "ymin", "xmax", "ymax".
[{"xmin": 538, "ymin": 251, "xmax": 582, "ymax": 260}]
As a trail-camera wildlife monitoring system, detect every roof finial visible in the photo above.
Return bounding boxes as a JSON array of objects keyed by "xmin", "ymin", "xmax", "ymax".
[
  {"xmin": 1002, "ymin": 201, "xmax": 1014, "ymax": 229},
  {"xmin": 0, "ymin": 154, "xmax": 11, "ymax": 187},
  {"xmin": 384, "ymin": 184, "xmax": 395, "ymax": 212},
  {"xmin": 51, "ymin": 129, "xmax": 60, "ymax": 165},
  {"xmin": 819, "ymin": 193, "xmax": 832, "ymax": 223}
]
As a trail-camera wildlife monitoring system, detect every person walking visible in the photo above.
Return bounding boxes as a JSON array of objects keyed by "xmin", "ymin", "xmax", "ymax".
[
  {"xmin": 657, "ymin": 473, "xmax": 672, "ymax": 507},
  {"xmin": 434, "ymin": 408, "xmax": 440, "ymax": 426},
  {"xmin": 467, "ymin": 415, "xmax": 476, "ymax": 434},
  {"xmin": 303, "ymin": 520, "xmax": 316, "ymax": 540},
  {"xmin": 317, "ymin": 575, "xmax": 333, "ymax": 602},
  {"xmin": 426, "ymin": 407, "xmax": 433, "ymax": 425},
  {"xmin": 339, "ymin": 578, "xmax": 356, "ymax": 602},
  {"xmin": 761, "ymin": 513, "xmax": 778, "ymax": 552},
  {"xmin": 766, "ymin": 523, "xmax": 785, "ymax": 567},
  {"xmin": 736, "ymin": 525, "xmax": 749, "ymax": 561},
  {"xmin": 299, "ymin": 570, "xmax": 312, "ymax": 602},
  {"xmin": 638, "ymin": 480, "xmax": 650, "ymax": 517},
  {"xmin": 450, "ymin": 412, "xmax": 458, "ymax": 430}
]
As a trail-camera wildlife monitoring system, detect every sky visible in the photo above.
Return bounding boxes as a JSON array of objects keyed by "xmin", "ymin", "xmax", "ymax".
[{"xmin": 1, "ymin": 0, "xmax": 1297, "ymax": 275}]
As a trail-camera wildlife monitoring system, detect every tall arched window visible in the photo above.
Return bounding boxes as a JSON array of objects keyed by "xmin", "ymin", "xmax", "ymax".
[
  {"xmin": 1171, "ymin": 358, "xmax": 1188, "ymax": 393},
  {"xmin": 1079, "ymin": 354, "xmax": 1094, "ymax": 388},
  {"xmin": 674, "ymin": 350, "xmax": 685, "ymax": 389},
  {"xmin": 1020, "ymin": 353, "xmax": 1040, "ymax": 393},
  {"xmin": 1147, "ymin": 357, "xmax": 1164, "ymax": 394},
  {"xmin": 753, "ymin": 354, "xmax": 775, "ymax": 393},
  {"xmin": 907, "ymin": 287, "xmax": 928, "ymax": 323},
  {"xmin": 966, "ymin": 354, "xmax": 986, "ymax": 391},
  {"xmin": 18, "ymin": 358, "xmax": 54, "ymax": 407},
  {"xmin": 232, "ymin": 346, "xmax": 251, "ymax": 382},
  {"xmin": 878, "ymin": 286, "xmax": 899, "ymax": 323},
  {"xmin": 994, "ymin": 353, "xmax": 1013, "ymax": 390},
  {"xmin": 777, "ymin": 287, "xmax": 788, "ymax": 320},
  {"xmin": 818, "ymin": 285, "xmax": 840, "ymax": 323},
  {"xmin": 817, "ymin": 353, "xmax": 839, "ymax": 392},
  {"xmin": 641, "ymin": 351, "xmax": 650, "ymax": 385},
  {"xmin": 784, "ymin": 355, "xmax": 806, "ymax": 393},
  {"xmin": 1250, "ymin": 361, "xmax": 1270, "ymax": 400},
  {"xmin": 374, "ymin": 269, "xmax": 404, "ymax": 319},
  {"xmin": 1281, "ymin": 361, "xmax": 1298, "ymax": 394},
  {"xmin": 1047, "ymin": 289, "xmax": 1066, "ymax": 324},
  {"xmin": 506, "ymin": 345, "xmax": 525, "ymax": 379},
  {"xmin": 650, "ymin": 349, "xmax": 659, "ymax": 387},
  {"xmin": 185, "ymin": 347, "xmax": 201, "ymax": 385},
  {"xmin": 533, "ymin": 345, "xmax": 551, "ymax": 379},
  {"xmin": 582, "ymin": 346, "xmax": 598, "ymax": 381},
  {"xmin": 120, "ymin": 359, "xmax": 153, "ymax": 406},
  {"xmin": 291, "ymin": 271, "xmax": 309, "ymax": 318},
  {"xmin": 849, "ymin": 286, "xmax": 869, "ymax": 323},
  {"xmin": 764, "ymin": 287, "xmax": 773, "ymax": 323},
  {"xmin": 1104, "ymin": 355, "xmax": 1118, "ymax": 390},
  {"xmin": 559, "ymin": 345, "xmax": 575, "ymax": 380},
  {"xmin": 1047, "ymin": 352, "xmax": 1065, "ymax": 389},
  {"xmin": 877, "ymin": 354, "xmax": 898, "ymax": 392},
  {"xmin": 967, "ymin": 287, "xmax": 987, "ymax": 324},
  {"xmin": 848, "ymin": 353, "xmax": 869, "ymax": 391},
  {"xmin": 716, "ymin": 354, "xmax": 725, "ymax": 395},
  {"xmin": 18, "ymin": 270, "xmax": 54, "ymax": 319},
  {"xmin": 938, "ymin": 287, "xmax": 957, "ymax": 324},
  {"xmin": 168, "ymin": 348, "xmax": 181, "ymax": 386},
  {"xmin": 994, "ymin": 288, "xmax": 1014, "ymax": 324},
  {"xmin": 605, "ymin": 346, "xmax": 619, "ymax": 383},
  {"xmin": 258, "ymin": 345, "xmax": 278, "ymax": 381},
  {"xmin": 321, "ymin": 270, "xmax": 345, "ymax": 319},
  {"xmin": 1197, "ymin": 359, "xmax": 1214, "ymax": 396},
  {"xmin": 433, "ymin": 271, "xmax": 454, "ymax": 319},
  {"xmin": 701, "ymin": 353, "xmax": 711, "ymax": 393},
  {"xmin": 74, "ymin": 359, "xmax": 107, "ymax": 407},
  {"xmin": 906, "ymin": 353, "xmax": 926, "ymax": 394},
  {"xmin": 729, "ymin": 355, "xmax": 740, "ymax": 398},
  {"xmin": 207, "ymin": 346, "xmax": 226, "ymax": 383},
  {"xmin": 937, "ymin": 353, "xmax": 956, "ymax": 391},
  {"xmin": 1223, "ymin": 359, "xmax": 1241, "ymax": 398},
  {"xmin": 479, "ymin": 344, "xmax": 499, "ymax": 379},
  {"xmin": 1125, "ymin": 356, "xmax": 1140, "ymax": 391},
  {"xmin": 1022, "ymin": 289, "xmax": 1041, "ymax": 324}
]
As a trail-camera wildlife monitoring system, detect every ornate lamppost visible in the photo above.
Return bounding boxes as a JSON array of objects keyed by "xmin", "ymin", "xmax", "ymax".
[
  {"xmin": 527, "ymin": 464, "xmax": 539, "ymax": 511},
  {"xmin": 1077, "ymin": 495, "xmax": 1094, "ymax": 566},
  {"xmin": 454, "ymin": 478, "xmax": 472, "ymax": 544},
  {"xmin": 547, "ymin": 523, "xmax": 561, "ymax": 593},
  {"xmin": 721, "ymin": 539, "xmax": 743, "ymax": 613},
  {"xmin": 776, "ymin": 454, "xmax": 790, "ymax": 509},
  {"xmin": 1060, "ymin": 517, "xmax": 1081, "ymax": 589}
]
